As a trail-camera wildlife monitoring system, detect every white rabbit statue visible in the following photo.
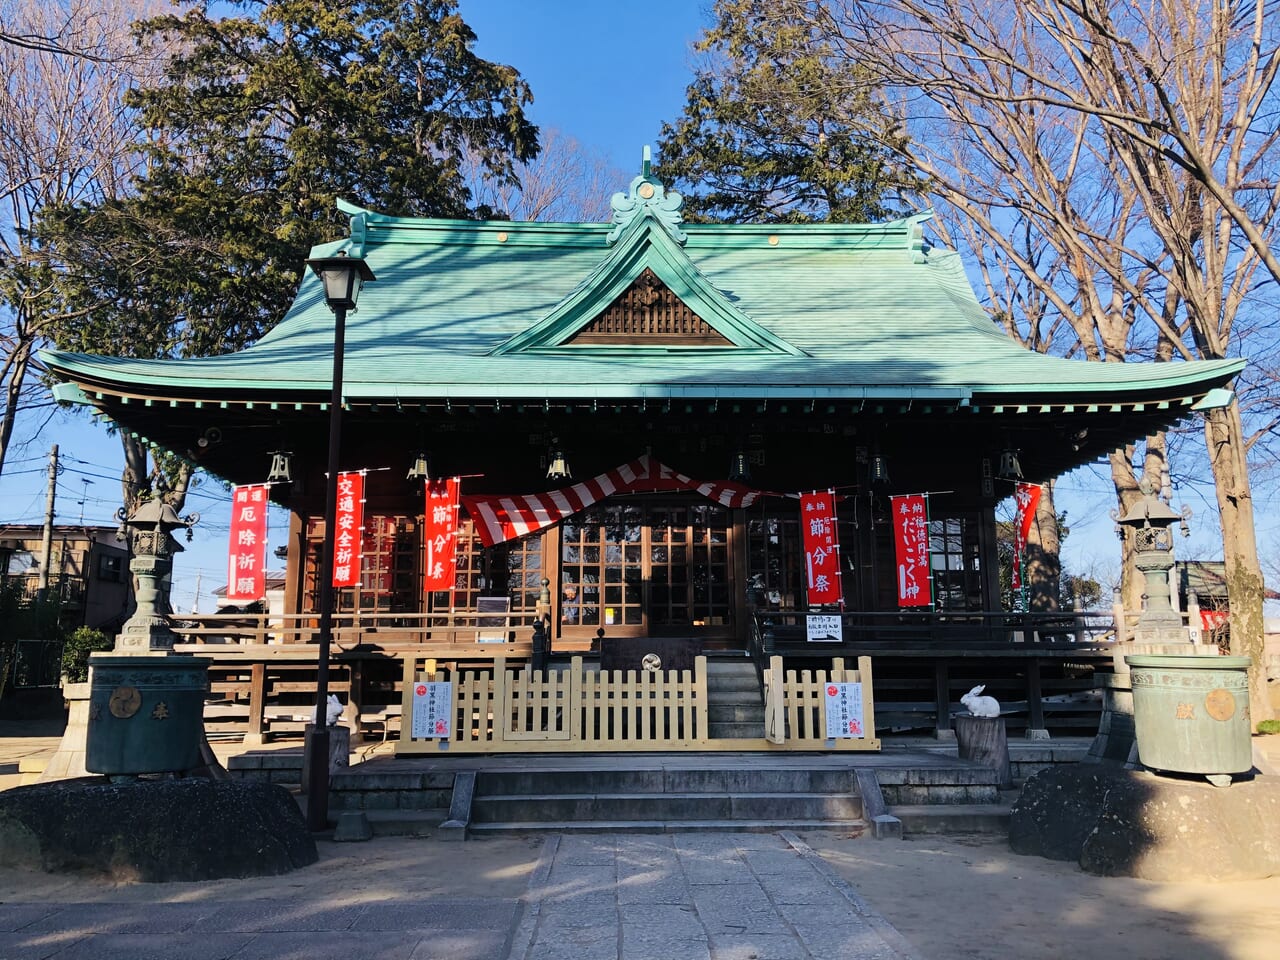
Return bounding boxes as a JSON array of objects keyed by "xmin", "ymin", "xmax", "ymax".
[
  {"xmin": 313, "ymin": 694, "xmax": 345, "ymax": 726},
  {"xmin": 960, "ymin": 684, "xmax": 1000, "ymax": 718}
]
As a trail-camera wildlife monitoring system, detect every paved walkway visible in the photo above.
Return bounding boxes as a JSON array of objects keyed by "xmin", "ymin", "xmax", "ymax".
[{"xmin": 0, "ymin": 832, "xmax": 918, "ymax": 960}]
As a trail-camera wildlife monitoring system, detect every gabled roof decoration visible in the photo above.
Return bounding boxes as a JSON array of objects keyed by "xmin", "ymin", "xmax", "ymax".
[
  {"xmin": 491, "ymin": 206, "xmax": 805, "ymax": 356},
  {"xmin": 606, "ymin": 146, "xmax": 686, "ymax": 246}
]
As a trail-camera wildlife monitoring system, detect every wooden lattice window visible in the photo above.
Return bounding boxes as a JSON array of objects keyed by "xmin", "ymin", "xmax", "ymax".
[{"xmin": 568, "ymin": 268, "xmax": 731, "ymax": 345}]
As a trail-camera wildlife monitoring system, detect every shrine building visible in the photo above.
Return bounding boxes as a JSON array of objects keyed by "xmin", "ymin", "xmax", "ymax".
[{"xmin": 40, "ymin": 164, "xmax": 1243, "ymax": 741}]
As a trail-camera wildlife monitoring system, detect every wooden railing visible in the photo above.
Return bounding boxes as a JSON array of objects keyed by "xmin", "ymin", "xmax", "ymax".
[
  {"xmin": 750, "ymin": 609, "xmax": 1118, "ymax": 661},
  {"xmin": 173, "ymin": 609, "xmax": 541, "ymax": 651},
  {"xmin": 398, "ymin": 654, "xmax": 879, "ymax": 753}
]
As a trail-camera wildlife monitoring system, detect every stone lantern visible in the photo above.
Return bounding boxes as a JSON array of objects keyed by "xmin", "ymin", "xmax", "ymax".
[
  {"xmin": 83, "ymin": 496, "xmax": 211, "ymax": 776},
  {"xmin": 1113, "ymin": 478, "xmax": 1192, "ymax": 645},
  {"xmin": 114, "ymin": 498, "xmax": 200, "ymax": 654}
]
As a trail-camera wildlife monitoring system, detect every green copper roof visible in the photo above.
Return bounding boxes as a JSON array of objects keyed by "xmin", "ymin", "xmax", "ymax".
[{"xmin": 41, "ymin": 185, "xmax": 1244, "ymax": 407}]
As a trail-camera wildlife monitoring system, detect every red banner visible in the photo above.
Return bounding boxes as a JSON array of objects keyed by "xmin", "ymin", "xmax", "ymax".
[
  {"xmin": 227, "ymin": 484, "xmax": 269, "ymax": 603},
  {"xmin": 424, "ymin": 478, "xmax": 460, "ymax": 593},
  {"xmin": 332, "ymin": 471, "xmax": 365, "ymax": 588},
  {"xmin": 1012, "ymin": 482, "xmax": 1043, "ymax": 592},
  {"xmin": 891, "ymin": 494, "xmax": 931, "ymax": 607},
  {"xmin": 800, "ymin": 491, "xmax": 843, "ymax": 607}
]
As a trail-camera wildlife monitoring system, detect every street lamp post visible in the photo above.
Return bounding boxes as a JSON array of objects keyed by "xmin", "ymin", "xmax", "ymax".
[{"xmin": 303, "ymin": 251, "xmax": 375, "ymax": 832}]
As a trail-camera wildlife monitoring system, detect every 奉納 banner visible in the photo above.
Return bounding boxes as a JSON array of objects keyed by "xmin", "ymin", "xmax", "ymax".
[
  {"xmin": 423, "ymin": 477, "xmax": 460, "ymax": 593},
  {"xmin": 332, "ymin": 471, "xmax": 365, "ymax": 589},
  {"xmin": 226, "ymin": 484, "xmax": 269, "ymax": 603},
  {"xmin": 800, "ymin": 490, "xmax": 843, "ymax": 607},
  {"xmin": 890, "ymin": 493, "xmax": 931, "ymax": 608}
]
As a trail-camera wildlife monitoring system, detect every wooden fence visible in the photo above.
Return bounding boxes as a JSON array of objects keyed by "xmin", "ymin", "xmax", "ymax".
[
  {"xmin": 397, "ymin": 655, "xmax": 879, "ymax": 753},
  {"xmin": 763, "ymin": 655, "xmax": 876, "ymax": 747}
]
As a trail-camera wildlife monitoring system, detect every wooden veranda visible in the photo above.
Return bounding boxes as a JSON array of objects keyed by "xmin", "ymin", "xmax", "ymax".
[{"xmin": 169, "ymin": 604, "xmax": 1159, "ymax": 746}]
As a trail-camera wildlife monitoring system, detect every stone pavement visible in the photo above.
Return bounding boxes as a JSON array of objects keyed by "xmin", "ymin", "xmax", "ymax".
[
  {"xmin": 516, "ymin": 832, "xmax": 918, "ymax": 960},
  {"xmin": 0, "ymin": 832, "xmax": 919, "ymax": 960}
]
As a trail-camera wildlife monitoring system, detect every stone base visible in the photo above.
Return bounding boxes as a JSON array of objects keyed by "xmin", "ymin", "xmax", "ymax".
[
  {"xmin": 0, "ymin": 779, "xmax": 317, "ymax": 881},
  {"xmin": 1010, "ymin": 765, "xmax": 1280, "ymax": 881},
  {"xmin": 38, "ymin": 683, "xmax": 91, "ymax": 783}
]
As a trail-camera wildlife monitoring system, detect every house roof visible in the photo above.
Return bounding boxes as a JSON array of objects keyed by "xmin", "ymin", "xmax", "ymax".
[{"xmin": 42, "ymin": 172, "xmax": 1242, "ymax": 412}]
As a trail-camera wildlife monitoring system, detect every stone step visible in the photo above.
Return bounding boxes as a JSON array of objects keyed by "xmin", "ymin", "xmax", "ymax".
[
  {"xmin": 468, "ymin": 817, "xmax": 868, "ymax": 835},
  {"xmin": 357, "ymin": 810, "xmax": 451, "ymax": 837},
  {"xmin": 708, "ymin": 704, "xmax": 765, "ymax": 723},
  {"xmin": 890, "ymin": 803, "xmax": 1012, "ymax": 835},
  {"xmin": 471, "ymin": 791, "xmax": 863, "ymax": 824},
  {"xmin": 706, "ymin": 727, "xmax": 765, "ymax": 740},
  {"xmin": 475, "ymin": 767, "xmax": 858, "ymax": 796}
]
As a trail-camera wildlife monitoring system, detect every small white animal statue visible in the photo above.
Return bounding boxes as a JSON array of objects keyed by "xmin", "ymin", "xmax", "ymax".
[
  {"xmin": 961, "ymin": 684, "xmax": 1001, "ymax": 718},
  {"xmin": 313, "ymin": 694, "xmax": 344, "ymax": 726}
]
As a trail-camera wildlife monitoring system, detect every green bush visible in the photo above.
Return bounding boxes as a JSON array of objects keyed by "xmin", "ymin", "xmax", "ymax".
[
  {"xmin": 1257, "ymin": 718, "xmax": 1280, "ymax": 736},
  {"xmin": 61, "ymin": 626, "xmax": 112, "ymax": 683}
]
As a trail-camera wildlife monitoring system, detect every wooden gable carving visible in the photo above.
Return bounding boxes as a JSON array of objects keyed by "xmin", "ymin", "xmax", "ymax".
[{"xmin": 566, "ymin": 267, "xmax": 732, "ymax": 346}]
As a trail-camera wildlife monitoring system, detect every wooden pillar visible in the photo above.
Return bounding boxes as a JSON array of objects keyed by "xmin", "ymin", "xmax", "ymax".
[
  {"xmin": 245, "ymin": 662, "xmax": 267, "ymax": 746},
  {"xmin": 1026, "ymin": 657, "xmax": 1049, "ymax": 740},
  {"xmin": 731, "ymin": 507, "xmax": 749, "ymax": 646},
  {"xmin": 955, "ymin": 715, "xmax": 1012, "ymax": 788},
  {"xmin": 934, "ymin": 660, "xmax": 955, "ymax": 740}
]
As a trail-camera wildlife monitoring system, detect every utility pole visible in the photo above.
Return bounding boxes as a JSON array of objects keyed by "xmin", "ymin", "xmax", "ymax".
[
  {"xmin": 36, "ymin": 444, "xmax": 58, "ymax": 600},
  {"xmin": 191, "ymin": 570, "xmax": 202, "ymax": 614}
]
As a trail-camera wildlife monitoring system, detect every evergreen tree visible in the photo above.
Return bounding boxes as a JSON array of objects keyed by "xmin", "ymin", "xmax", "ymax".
[
  {"xmin": 657, "ymin": 0, "xmax": 919, "ymax": 224},
  {"xmin": 37, "ymin": 0, "xmax": 538, "ymax": 509}
]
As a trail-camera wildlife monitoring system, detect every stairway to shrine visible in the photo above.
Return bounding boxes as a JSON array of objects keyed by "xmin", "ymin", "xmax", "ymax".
[
  {"xmin": 464, "ymin": 760, "xmax": 869, "ymax": 835},
  {"xmin": 704, "ymin": 657, "xmax": 766, "ymax": 740}
]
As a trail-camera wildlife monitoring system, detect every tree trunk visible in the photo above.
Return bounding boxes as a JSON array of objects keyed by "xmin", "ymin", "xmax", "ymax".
[
  {"xmin": 1204, "ymin": 400, "xmax": 1271, "ymax": 724},
  {"xmin": 1025, "ymin": 478, "xmax": 1060, "ymax": 611}
]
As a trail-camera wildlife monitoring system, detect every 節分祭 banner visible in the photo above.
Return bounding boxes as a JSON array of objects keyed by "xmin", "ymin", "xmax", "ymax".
[
  {"xmin": 800, "ymin": 490, "xmax": 843, "ymax": 606},
  {"xmin": 423, "ymin": 477, "xmax": 460, "ymax": 592}
]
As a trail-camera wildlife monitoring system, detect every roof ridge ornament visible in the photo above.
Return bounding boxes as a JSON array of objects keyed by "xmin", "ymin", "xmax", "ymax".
[
  {"xmin": 607, "ymin": 146, "xmax": 685, "ymax": 246},
  {"xmin": 907, "ymin": 211, "xmax": 932, "ymax": 264}
]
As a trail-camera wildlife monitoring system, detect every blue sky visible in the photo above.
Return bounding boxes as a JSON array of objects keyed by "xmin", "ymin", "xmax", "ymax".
[
  {"xmin": 0, "ymin": 0, "xmax": 1242, "ymax": 610},
  {"xmin": 2, "ymin": 1, "xmax": 718, "ymax": 611}
]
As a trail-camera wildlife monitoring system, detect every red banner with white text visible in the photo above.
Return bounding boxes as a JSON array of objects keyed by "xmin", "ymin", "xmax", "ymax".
[
  {"xmin": 1012, "ymin": 482, "xmax": 1043, "ymax": 593},
  {"xmin": 227, "ymin": 484, "xmax": 269, "ymax": 603},
  {"xmin": 423, "ymin": 478, "xmax": 460, "ymax": 593},
  {"xmin": 890, "ymin": 494, "xmax": 931, "ymax": 608},
  {"xmin": 332, "ymin": 471, "xmax": 365, "ymax": 589},
  {"xmin": 800, "ymin": 490, "xmax": 843, "ymax": 607}
]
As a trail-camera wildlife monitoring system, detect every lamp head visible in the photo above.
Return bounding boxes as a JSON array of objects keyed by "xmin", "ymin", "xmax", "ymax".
[{"xmin": 305, "ymin": 251, "xmax": 376, "ymax": 312}]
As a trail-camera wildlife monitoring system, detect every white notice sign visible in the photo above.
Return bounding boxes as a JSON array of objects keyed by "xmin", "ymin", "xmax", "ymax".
[
  {"xmin": 411, "ymin": 681, "xmax": 453, "ymax": 739},
  {"xmin": 824, "ymin": 682, "xmax": 865, "ymax": 738},
  {"xmin": 806, "ymin": 614, "xmax": 843, "ymax": 643}
]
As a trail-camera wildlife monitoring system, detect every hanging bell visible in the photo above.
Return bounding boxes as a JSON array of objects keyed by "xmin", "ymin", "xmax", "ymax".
[
  {"xmin": 266, "ymin": 451, "xmax": 293, "ymax": 484},
  {"xmin": 728, "ymin": 450, "xmax": 751, "ymax": 483},
  {"xmin": 546, "ymin": 443, "xmax": 571, "ymax": 481},
  {"xmin": 998, "ymin": 448, "xmax": 1024, "ymax": 481},
  {"xmin": 406, "ymin": 452, "xmax": 430, "ymax": 483},
  {"xmin": 870, "ymin": 453, "xmax": 891, "ymax": 486}
]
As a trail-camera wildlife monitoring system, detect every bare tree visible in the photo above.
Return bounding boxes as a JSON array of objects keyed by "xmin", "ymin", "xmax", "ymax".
[
  {"xmin": 795, "ymin": 0, "xmax": 1279, "ymax": 718},
  {"xmin": 461, "ymin": 128, "xmax": 624, "ymax": 222},
  {"xmin": 0, "ymin": 0, "xmax": 168, "ymax": 479}
]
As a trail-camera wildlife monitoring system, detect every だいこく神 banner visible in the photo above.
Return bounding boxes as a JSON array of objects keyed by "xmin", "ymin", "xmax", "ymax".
[
  {"xmin": 227, "ymin": 484, "xmax": 269, "ymax": 603},
  {"xmin": 423, "ymin": 477, "xmax": 460, "ymax": 592},
  {"xmin": 332, "ymin": 471, "xmax": 365, "ymax": 589},
  {"xmin": 800, "ymin": 490, "xmax": 843, "ymax": 606},
  {"xmin": 890, "ymin": 494, "xmax": 931, "ymax": 608}
]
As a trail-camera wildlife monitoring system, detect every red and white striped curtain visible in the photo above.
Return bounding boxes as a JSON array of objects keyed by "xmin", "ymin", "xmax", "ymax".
[{"xmin": 461, "ymin": 454, "xmax": 764, "ymax": 547}]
